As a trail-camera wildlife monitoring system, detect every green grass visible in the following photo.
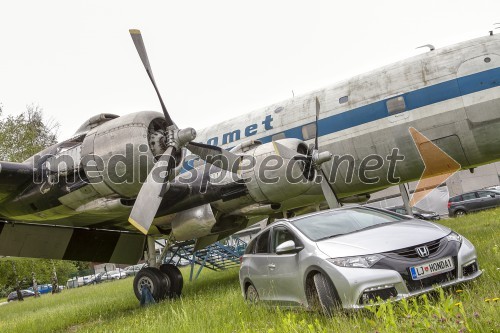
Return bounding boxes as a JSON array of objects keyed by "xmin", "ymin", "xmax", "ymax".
[{"xmin": 0, "ymin": 210, "xmax": 498, "ymax": 333}]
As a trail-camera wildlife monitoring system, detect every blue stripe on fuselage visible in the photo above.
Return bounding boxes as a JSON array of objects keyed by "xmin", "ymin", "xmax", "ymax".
[
  {"xmin": 252, "ymin": 66, "xmax": 500, "ymax": 144},
  {"xmin": 182, "ymin": 66, "xmax": 500, "ymax": 172}
]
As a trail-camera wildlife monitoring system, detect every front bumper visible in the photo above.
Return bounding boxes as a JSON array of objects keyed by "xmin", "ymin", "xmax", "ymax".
[{"xmin": 323, "ymin": 237, "xmax": 481, "ymax": 309}]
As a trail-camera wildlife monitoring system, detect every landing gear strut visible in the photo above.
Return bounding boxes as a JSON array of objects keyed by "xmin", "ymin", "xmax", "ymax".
[{"xmin": 133, "ymin": 236, "xmax": 184, "ymax": 302}]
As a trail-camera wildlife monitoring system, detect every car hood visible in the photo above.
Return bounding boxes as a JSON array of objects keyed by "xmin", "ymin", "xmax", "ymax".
[{"xmin": 316, "ymin": 220, "xmax": 450, "ymax": 258}]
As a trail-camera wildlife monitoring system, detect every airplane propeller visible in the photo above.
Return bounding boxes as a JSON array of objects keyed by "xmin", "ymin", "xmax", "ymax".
[
  {"xmin": 128, "ymin": 29, "xmax": 240, "ymax": 234},
  {"xmin": 272, "ymin": 97, "xmax": 341, "ymax": 208},
  {"xmin": 312, "ymin": 97, "xmax": 341, "ymax": 209}
]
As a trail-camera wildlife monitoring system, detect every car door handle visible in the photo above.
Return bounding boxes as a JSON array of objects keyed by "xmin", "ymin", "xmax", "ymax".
[{"xmin": 268, "ymin": 264, "xmax": 276, "ymax": 269}]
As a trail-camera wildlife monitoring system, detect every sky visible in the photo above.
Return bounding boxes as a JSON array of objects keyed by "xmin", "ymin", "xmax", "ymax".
[{"xmin": 1, "ymin": 1, "xmax": 499, "ymax": 140}]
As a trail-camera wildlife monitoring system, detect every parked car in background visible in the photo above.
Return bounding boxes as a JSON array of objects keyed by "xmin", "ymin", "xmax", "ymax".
[
  {"xmin": 99, "ymin": 270, "xmax": 127, "ymax": 281},
  {"xmin": 386, "ymin": 206, "xmax": 440, "ymax": 220},
  {"xmin": 7, "ymin": 290, "xmax": 36, "ymax": 302},
  {"xmin": 448, "ymin": 190, "xmax": 500, "ymax": 217},
  {"xmin": 485, "ymin": 185, "xmax": 500, "ymax": 191},
  {"xmin": 27, "ymin": 284, "xmax": 54, "ymax": 294},
  {"xmin": 124, "ymin": 264, "xmax": 146, "ymax": 277},
  {"xmin": 240, "ymin": 207, "xmax": 481, "ymax": 314},
  {"xmin": 164, "ymin": 255, "xmax": 191, "ymax": 266}
]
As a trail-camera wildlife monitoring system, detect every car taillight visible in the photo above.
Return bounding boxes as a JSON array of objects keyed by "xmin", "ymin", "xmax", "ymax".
[
  {"xmin": 447, "ymin": 201, "xmax": 451, "ymax": 208},
  {"xmin": 239, "ymin": 256, "xmax": 243, "ymax": 264}
]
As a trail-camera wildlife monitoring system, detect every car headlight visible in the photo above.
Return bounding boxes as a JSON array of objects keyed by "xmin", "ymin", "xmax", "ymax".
[
  {"xmin": 446, "ymin": 231, "xmax": 462, "ymax": 243},
  {"xmin": 328, "ymin": 254, "xmax": 384, "ymax": 268}
]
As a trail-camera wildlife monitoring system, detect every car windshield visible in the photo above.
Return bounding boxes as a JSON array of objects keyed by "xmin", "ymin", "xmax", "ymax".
[{"xmin": 291, "ymin": 208, "xmax": 406, "ymax": 241}]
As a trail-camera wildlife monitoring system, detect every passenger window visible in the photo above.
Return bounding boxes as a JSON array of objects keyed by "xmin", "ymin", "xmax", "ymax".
[
  {"xmin": 301, "ymin": 123, "xmax": 316, "ymax": 140},
  {"xmin": 255, "ymin": 230, "xmax": 270, "ymax": 254},
  {"xmin": 272, "ymin": 133, "xmax": 286, "ymax": 141},
  {"xmin": 272, "ymin": 227, "xmax": 296, "ymax": 253},
  {"xmin": 387, "ymin": 96, "xmax": 406, "ymax": 115},
  {"xmin": 339, "ymin": 96, "xmax": 348, "ymax": 104},
  {"xmin": 478, "ymin": 191, "xmax": 494, "ymax": 198},
  {"xmin": 462, "ymin": 192, "xmax": 477, "ymax": 201}
]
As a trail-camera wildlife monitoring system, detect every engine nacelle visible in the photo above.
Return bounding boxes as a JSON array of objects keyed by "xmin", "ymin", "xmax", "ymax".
[
  {"xmin": 157, "ymin": 204, "xmax": 217, "ymax": 241},
  {"xmin": 80, "ymin": 111, "xmax": 181, "ymax": 198},
  {"xmin": 240, "ymin": 139, "xmax": 316, "ymax": 204}
]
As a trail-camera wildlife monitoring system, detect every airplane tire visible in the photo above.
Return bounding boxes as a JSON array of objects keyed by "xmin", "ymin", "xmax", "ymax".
[
  {"xmin": 159, "ymin": 264, "xmax": 183, "ymax": 298},
  {"xmin": 133, "ymin": 267, "xmax": 170, "ymax": 301}
]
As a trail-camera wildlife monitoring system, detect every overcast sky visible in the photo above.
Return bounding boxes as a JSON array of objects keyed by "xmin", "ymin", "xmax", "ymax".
[{"xmin": 1, "ymin": 1, "xmax": 499, "ymax": 140}]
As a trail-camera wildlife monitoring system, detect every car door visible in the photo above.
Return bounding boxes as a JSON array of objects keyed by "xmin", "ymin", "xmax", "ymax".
[
  {"xmin": 477, "ymin": 191, "xmax": 500, "ymax": 210},
  {"xmin": 247, "ymin": 229, "xmax": 273, "ymax": 300},
  {"xmin": 461, "ymin": 192, "xmax": 480, "ymax": 212},
  {"xmin": 266, "ymin": 225, "xmax": 303, "ymax": 305}
]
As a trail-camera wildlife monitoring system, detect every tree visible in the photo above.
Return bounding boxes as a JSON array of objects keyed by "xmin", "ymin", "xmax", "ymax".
[
  {"xmin": 0, "ymin": 103, "xmax": 83, "ymax": 296},
  {"xmin": 0, "ymin": 258, "xmax": 78, "ymax": 296},
  {"xmin": 0, "ymin": 103, "xmax": 59, "ymax": 162}
]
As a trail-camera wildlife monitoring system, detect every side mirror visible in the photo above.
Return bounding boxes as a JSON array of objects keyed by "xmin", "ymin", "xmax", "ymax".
[
  {"xmin": 276, "ymin": 240, "xmax": 303, "ymax": 254},
  {"xmin": 490, "ymin": 194, "xmax": 496, "ymax": 198}
]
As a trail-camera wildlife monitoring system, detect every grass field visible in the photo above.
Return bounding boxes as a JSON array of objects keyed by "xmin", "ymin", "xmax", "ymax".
[{"xmin": 0, "ymin": 210, "xmax": 498, "ymax": 333}]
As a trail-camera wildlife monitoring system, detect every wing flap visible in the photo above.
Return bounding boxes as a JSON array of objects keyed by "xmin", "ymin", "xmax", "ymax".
[{"xmin": 0, "ymin": 221, "xmax": 146, "ymax": 264}]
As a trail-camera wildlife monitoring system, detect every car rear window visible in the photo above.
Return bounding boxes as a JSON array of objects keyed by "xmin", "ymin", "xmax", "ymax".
[
  {"xmin": 291, "ymin": 208, "xmax": 405, "ymax": 241},
  {"xmin": 449, "ymin": 195, "xmax": 462, "ymax": 203}
]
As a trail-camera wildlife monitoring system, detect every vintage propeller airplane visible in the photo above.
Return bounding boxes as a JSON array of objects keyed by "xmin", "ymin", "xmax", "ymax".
[{"xmin": 1, "ymin": 30, "xmax": 499, "ymax": 301}]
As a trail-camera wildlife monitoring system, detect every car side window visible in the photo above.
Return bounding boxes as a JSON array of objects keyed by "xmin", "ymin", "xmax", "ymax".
[
  {"xmin": 255, "ymin": 230, "xmax": 270, "ymax": 254},
  {"xmin": 462, "ymin": 192, "xmax": 477, "ymax": 201},
  {"xmin": 477, "ymin": 191, "xmax": 493, "ymax": 198},
  {"xmin": 272, "ymin": 227, "xmax": 298, "ymax": 253}
]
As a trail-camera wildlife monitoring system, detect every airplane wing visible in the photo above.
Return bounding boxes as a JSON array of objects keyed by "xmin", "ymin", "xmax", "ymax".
[
  {"xmin": 0, "ymin": 221, "xmax": 145, "ymax": 264},
  {"xmin": 0, "ymin": 161, "xmax": 33, "ymax": 202}
]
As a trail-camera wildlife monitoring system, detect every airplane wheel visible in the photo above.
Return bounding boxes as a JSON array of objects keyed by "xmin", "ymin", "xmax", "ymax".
[
  {"xmin": 159, "ymin": 264, "xmax": 183, "ymax": 298},
  {"xmin": 133, "ymin": 267, "xmax": 170, "ymax": 302}
]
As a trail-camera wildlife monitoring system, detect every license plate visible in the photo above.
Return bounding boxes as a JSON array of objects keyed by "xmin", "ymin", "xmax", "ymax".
[{"xmin": 409, "ymin": 256, "xmax": 454, "ymax": 280}]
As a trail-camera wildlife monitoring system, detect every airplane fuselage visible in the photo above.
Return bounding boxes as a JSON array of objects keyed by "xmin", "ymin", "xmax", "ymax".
[{"xmin": 2, "ymin": 34, "xmax": 500, "ymax": 240}]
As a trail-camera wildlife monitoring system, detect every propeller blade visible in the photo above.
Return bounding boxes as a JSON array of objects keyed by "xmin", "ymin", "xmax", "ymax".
[
  {"xmin": 187, "ymin": 142, "xmax": 242, "ymax": 172},
  {"xmin": 315, "ymin": 97, "xmax": 320, "ymax": 150},
  {"xmin": 128, "ymin": 146, "xmax": 177, "ymax": 234},
  {"xmin": 129, "ymin": 29, "xmax": 175, "ymax": 127},
  {"xmin": 272, "ymin": 141, "xmax": 307, "ymax": 160},
  {"xmin": 319, "ymin": 168, "xmax": 341, "ymax": 209}
]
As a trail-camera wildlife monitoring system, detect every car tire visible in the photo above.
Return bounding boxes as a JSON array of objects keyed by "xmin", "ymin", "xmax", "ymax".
[
  {"xmin": 159, "ymin": 264, "xmax": 183, "ymax": 298},
  {"xmin": 133, "ymin": 267, "xmax": 170, "ymax": 302},
  {"xmin": 313, "ymin": 273, "xmax": 340, "ymax": 316},
  {"xmin": 245, "ymin": 283, "xmax": 259, "ymax": 303},
  {"xmin": 454, "ymin": 210, "xmax": 466, "ymax": 217}
]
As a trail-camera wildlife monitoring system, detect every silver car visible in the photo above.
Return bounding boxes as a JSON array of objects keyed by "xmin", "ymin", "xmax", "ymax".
[{"xmin": 239, "ymin": 207, "xmax": 481, "ymax": 313}]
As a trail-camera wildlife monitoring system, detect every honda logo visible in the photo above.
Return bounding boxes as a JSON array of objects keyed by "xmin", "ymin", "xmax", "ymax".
[{"xmin": 415, "ymin": 246, "xmax": 430, "ymax": 258}]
